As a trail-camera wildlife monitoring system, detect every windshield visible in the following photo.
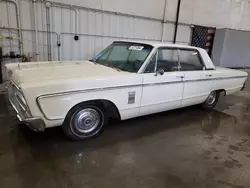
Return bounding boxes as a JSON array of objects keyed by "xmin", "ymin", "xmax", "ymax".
[{"xmin": 92, "ymin": 42, "xmax": 153, "ymax": 73}]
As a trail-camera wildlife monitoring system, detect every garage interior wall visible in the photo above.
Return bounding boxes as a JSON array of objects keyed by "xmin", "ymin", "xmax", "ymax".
[
  {"xmin": 212, "ymin": 28, "xmax": 250, "ymax": 68},
  {"xmin": 0, "ymin": 0, "xmax": 191, "ymax": 62},
  {"xmin": 1, "ymin": 0, "xmax": 250, "ymax": 80}
]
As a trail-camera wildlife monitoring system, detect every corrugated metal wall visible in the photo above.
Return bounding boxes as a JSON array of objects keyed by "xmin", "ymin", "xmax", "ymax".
[
  {"xmin": 0, "ymin": 0, "xmax": 191, "ymax": 62},
  {"xmin": 0, "ymin": 0, "xmax": 192, "ymax": 81}
]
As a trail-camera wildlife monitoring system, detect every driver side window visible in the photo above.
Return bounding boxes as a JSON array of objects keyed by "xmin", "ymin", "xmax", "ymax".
[{"xmin": 144, "ymin": 49, "xmax": 179, "ymax": 73}]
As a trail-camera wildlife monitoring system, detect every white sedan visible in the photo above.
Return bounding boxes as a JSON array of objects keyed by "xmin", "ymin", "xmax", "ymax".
[{"xmin": 6, "ymin": 41, "xmax": 248, "ymax": 140}]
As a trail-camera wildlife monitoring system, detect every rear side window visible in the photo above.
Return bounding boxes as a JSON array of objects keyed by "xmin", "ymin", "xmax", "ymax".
[{"xmin": 179, "ymin": 50, "xmax": 203, "ymax": 71}]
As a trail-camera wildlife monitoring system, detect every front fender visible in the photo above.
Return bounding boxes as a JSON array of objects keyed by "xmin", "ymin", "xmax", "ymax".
[{"xmin": 36, "ymin": 85, "xmax": 142, "ymax": 122}]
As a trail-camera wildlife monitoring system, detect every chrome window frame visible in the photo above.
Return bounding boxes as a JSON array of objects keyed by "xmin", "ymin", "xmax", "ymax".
[{"xmin": 140, "ymin": 46, "xmax": 211, "ymax": 74}]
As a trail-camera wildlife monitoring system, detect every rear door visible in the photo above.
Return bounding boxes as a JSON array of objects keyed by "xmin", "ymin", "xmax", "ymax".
[{"xmin": 179, "ymin": 49, "xmax": 213, "ymax": 107}]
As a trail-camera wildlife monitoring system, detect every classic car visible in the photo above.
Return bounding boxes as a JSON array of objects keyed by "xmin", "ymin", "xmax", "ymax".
[{"xmin": 6, "ymin": 41, "xmax": 248, "ymax": 140}]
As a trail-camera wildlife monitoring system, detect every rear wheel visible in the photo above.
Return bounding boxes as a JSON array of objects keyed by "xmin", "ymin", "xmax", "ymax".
[
  {"xmin": 62, "ymin": 104, "xmax": 106, "ymax": 140},
  {"xmin": 202, "ymin": 91, "xmax": 220, "ymax": 109}
]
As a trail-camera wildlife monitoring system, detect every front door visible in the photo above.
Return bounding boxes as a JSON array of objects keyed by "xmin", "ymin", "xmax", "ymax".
[
  {"xmin": 178, "ymin": 49, "xmax": 213, "ymax": 107},
  {"xmin": 139, "ymin": 48, "xmax": 184, "ymax": 116}
]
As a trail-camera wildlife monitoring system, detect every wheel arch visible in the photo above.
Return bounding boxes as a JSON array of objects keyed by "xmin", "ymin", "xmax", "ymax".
[
  {"xmin": 217, "ymin": 89, "xmax": 226, "ymax": 96},
  {"xmin": 63, "ymin": 99, "xmax": 121, "ymax": 123}
]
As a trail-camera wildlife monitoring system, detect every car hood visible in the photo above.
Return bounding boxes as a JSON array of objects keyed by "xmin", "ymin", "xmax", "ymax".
[{"xmin": 6, "ymin": 60, "xmax": 131, "ymax": 85}]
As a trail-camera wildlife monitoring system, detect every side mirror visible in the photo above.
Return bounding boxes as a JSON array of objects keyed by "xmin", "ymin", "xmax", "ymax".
[{"xmin": 155, "ymin": 68, "xmax": 164, "ymax": 76}]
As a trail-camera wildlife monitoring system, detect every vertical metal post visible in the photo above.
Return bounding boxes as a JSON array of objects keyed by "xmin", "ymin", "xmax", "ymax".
[
  {"xmin": 173, "ymin": 0, "xmax": 181, "ymax": 43},
  {"xmin": 18, "ymin": 0, "xmax": 24, "ymax": 55},
  {"xmin": 0, "ymin": 47, "xmax": 2, "ymax": 84},
  {"xmin": 46, "ymin": 2, "xmax": 52, "ymax": 61},
  {"xmin": 161, "ymin": 0, "xmax": 168, "ymax": 42},
  {"xmin": 33, "ymin": 0, "xmax": 39, "ymax": 61}
]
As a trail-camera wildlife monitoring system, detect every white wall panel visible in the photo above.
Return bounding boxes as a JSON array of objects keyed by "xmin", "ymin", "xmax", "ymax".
[
  {"xmin": 178, "ymin": 0, "xmax": 195, "ymax": 24},
  {"xmin": 0, "ymin": 1, "xmax": 17, "ymax": 28},
  {"xmin": 0, "ymin": 1, "xmax": 19, "ymax": 54},
  {"xmin": 57, "ymin": 6, "xmax": 165, "ymax": 61},
  {"xmin": 163, "ymin": 0, "xmax": 250, "ymax": 29},
  {"xmin": 36, "ymin": 2, "xmax": 46, "ymax": 31},
  {"xmin": 0, "ymin": 29, "xmax": 19, "ymax": 54},
  {"xmin": 0, "ymin": 0, "xmax": 195, "ymax": 64},
  {"xmin": 2, "ymin": 0, "xmax": 250, "ymax": 66},
  {"xmin": 164, "ymin": 0, "xmax": 178, "ymax": 22},
  {"xmin": 0, "ymin": 2, "xmax": 9, "ymax": 27},
  {"xmin": 177, "ymin": 25, "xmax": 191, "ymax": 45},
  {"xmin": 20, "ymin": 0, "xmax": 33, "ymax": 29},
  {"xmin": 60, "ymin": 34, "xmax": 119, "ymax": 60},
  {"xmin": 50, "ymin": 0, "xmax": 166, "ymax": 20},
  {"xmin": 212, "ymin": 28, "xmax": 250, "ymax": 67},
  {"xmin": 1, "ymin": 0, "xmax": 250, "ymax": 81},
  {"xmin": 162, "ymin": 24, "xmax": 191, "ymax": 45}
]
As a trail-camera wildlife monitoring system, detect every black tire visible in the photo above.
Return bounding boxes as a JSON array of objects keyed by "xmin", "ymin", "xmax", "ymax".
[
  {"xmin": 201, "ymin": 91, "xmax": 220, "ymax": 109},
  {"xmin": 62, "ymin": 103, "xmax": 107, "ymax": 140}
]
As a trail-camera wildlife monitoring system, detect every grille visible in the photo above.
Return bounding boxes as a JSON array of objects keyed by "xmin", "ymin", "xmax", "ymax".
[{"xmin": 10, "ymin": 83, "xmax": 27, "ymax": 111}]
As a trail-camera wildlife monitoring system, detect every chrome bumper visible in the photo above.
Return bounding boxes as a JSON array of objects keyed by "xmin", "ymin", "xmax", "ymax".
[
  {"xmin": 241, "ymin": 82, "xmax": 246, "ymax": 91},
  {"xmin": 8, "ymin": 84, "xmax": 45, "ymax": 132}
]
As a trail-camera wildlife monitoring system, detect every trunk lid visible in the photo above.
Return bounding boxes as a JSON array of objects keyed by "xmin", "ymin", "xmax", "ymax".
[{"xmin": 215, "ymin": 67, "xmax": 248, "ymax": 77}]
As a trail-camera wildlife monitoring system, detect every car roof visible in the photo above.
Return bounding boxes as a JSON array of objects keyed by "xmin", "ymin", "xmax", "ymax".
[{"xmin": 114, "ymin": 40, "xmax": 201, "ymax": 50}]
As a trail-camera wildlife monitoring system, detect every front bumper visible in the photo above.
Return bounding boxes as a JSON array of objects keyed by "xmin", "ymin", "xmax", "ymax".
[{"xmin": 8, "ymin": 84, "xmax": 45, "ymax": 132}]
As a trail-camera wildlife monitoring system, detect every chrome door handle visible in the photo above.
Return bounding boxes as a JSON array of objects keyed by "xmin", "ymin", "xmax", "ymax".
[
  {"xmin": 176, "ymin": 76, "xmax": 184, "ymax": 78},
  {"xmin": 206, "ymin": 74, "xmax": 212, "ymax": 77}
]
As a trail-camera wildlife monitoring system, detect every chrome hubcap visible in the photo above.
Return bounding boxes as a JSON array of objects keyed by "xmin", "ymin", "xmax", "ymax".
[
  {"xmin": 207, "ymin": 91, "xmax": 216, "ymax": 105},
  {"xmin": 73, "ymin": 108, "xmax": 100, "ymax": 133}
]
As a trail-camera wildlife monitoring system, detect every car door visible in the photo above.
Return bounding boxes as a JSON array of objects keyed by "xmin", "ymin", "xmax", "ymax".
[
  {"xmin": 179, "ymin": 49, "xmax": 214, "ymax": 107},
  {"xmin": 139, "ymin": 48, "xmax": 185, "ymax": 116}
]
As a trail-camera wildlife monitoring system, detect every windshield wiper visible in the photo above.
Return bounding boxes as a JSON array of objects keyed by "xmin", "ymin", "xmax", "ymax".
[
  {"xmin": 89, "ymin": 59, "xmax": 97, "ymax": 64},
  {"xmin": 104, "ymin": 64, "xmax": 121, "ymax": 72},
  {"xmin": 91, "ymin": 61, "xmax": 121, "ymax": 72}
]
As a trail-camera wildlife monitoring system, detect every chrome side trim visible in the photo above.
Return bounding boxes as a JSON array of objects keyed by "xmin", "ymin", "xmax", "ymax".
[
  {"xmin": 184, "ymin": 75, "xmax": 247, "ymax": 83},
  {"xmin": 143, "ymin": 80, "xmax": 183, "ymax": 87},
  {"xmin": 38, "ymin": 84, "xmax": 141, "ymax": 99},
  {"xmin": 36, "ymin": 84, "xmax": 142, "ymax": 121},
  {"xmin": 37, "ymin": 75, "xmax": 247, "ymax": 99},
  {"xmin": 214, "ymin": 75, "xmax": 247, "ymax": 80},
  {"xmin": 36, "ymin": 75, "xmax": 247, "ymax": 121}
]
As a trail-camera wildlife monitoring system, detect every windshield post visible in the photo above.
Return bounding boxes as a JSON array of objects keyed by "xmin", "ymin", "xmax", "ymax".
[{"xmin": 154, "ymin": 50, "xmax": 158, "ymax": 73}]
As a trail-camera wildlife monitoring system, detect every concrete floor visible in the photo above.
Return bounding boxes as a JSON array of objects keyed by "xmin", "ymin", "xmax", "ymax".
[{"xmin": 1, "ymin": 80, "xmax": 250, "ymax": 188}]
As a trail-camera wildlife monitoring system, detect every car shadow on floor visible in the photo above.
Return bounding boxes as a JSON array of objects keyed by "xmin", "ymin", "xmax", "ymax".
[{"xmin": 9, "ymin": 104, "xmax": 234, "ymax": 161}]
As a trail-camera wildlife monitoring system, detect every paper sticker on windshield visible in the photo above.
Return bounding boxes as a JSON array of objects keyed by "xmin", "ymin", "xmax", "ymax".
[{"xmin": 129, "ymin": 46, "xmax": 144, "ymax": 51}]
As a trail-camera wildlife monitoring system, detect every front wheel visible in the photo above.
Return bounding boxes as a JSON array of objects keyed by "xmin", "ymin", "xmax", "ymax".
[
  {"xmin": 202, "ymin": 91, "xmax": 220, "ymax": 109},
  {"xmin": 62, "ymin": 104, "xmax": 106, "ymax": 140}
]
